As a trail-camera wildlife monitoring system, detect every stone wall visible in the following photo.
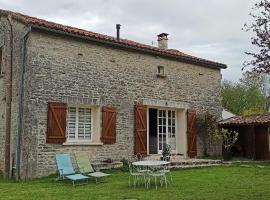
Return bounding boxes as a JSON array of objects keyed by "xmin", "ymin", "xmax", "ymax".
[
  {"xmin": 0, "ymin": 17, "xmax": 27, "ymax": 173},
  {"xmin": 20, "ymin": 29, "xmax": 223, "ymax": 178}
]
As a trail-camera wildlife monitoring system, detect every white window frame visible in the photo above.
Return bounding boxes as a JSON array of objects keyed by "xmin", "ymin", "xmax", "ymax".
[{"xmin": 66, "ymin": 105, "xmax": 93, "ymax": 143}]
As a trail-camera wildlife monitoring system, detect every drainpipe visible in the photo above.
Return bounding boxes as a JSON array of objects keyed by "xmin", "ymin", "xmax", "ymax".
[
  {"xmin": 4, "ymin": 15, "xmax": 13, "ymax": 179},
  {"xmin": 15, "ymin": 26, "xmax": 31, "ymax": 180}
]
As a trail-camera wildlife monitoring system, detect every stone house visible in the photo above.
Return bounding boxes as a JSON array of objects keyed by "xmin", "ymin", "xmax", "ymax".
[{"xmin": 0, "ymin": 10, "xmax": 226, "ymax": 178}]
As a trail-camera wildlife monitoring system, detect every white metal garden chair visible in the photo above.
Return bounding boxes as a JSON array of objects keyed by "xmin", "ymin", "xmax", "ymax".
[
  {"xmin": 128, "ymin": 162, "xmax": 148, "ymax": 188},
  {"xmin": 159, "ymin": 164, "xmax": 173, "ymax": 184},
  {"xmin": 146, "ymin": 167, "xmax": 167, "ymax": 190}
]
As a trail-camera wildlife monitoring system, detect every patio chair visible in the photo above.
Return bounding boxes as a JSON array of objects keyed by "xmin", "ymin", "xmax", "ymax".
[
  {"xmin": 128, "ymin": 162, "xmax": 148, "ymax": 188},
  {"xmin": 147, "ymin": 167, "xmax": 167, "ymax": 190},
  {"xmin": 74, "ymin": 152, "xmax": 111, "ymax": 183},
  {"xmin": 159, "ymin": 164, "xmax": 173, "ymax": 184},
  {"xmin": 55, "ymin": 154, "xmax": 89, "ymax": 186}
]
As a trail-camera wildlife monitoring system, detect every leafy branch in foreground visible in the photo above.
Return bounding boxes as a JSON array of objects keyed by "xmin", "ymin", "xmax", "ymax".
[{"xmin": 243, "ymin": 0, "xmax": 270, "ymax": 73}]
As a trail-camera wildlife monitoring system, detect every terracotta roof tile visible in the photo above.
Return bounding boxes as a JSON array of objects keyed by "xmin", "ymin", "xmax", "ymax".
[
  {"xmin": 0, "ymin": 9, "xmax": 227, "ymax": 69},
  {"xmin": 219, "ymin": 113, "xmax": 270, "ymax": 126}
]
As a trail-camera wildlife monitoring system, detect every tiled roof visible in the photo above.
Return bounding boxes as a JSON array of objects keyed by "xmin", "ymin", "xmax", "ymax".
[
  {"xmin": 0, "ymin": 9, "xmax": 227, "ymax": 69},
  {"xmin": 219, "ymin": 113, "xmax": 270, "ymax": 126}
]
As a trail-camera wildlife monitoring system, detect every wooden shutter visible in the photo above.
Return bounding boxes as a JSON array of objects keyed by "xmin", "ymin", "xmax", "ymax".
[
  {"xmin": 187, "ymin": 109, "xmax": 197, "ymax": 158},
  {"xmin": 134, "ymin": 103, "xmax": 147, "ymax": 156},
  {"xmin": 47, "ymin": 102, "xmax": 67, "ymax": 143},
  {"xmin": 101, "ymin": 106, "xmax": 117, "ymax": 144}
]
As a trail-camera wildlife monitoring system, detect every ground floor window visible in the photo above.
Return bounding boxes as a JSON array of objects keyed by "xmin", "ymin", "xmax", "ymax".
[{"xmin": 67, "ymin": 106, "xmax": 92, "ymax": 141}]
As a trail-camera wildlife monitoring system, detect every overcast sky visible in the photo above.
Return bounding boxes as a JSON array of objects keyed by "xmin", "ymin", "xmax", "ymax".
[{"xmin": 0, "ymin": 0, "xmax": 257, "ymax": 82}]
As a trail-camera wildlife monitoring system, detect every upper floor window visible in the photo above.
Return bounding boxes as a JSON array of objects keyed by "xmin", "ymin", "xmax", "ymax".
[
  {"xmin": 67, "ymin": 106, "xmax": 92, "ymax": 141},
  {"xmin": 157, "ymin": 65, "xmax": 166, "ymax": 78},
  {"xmin": 157, "ymin": 66, "xmax": 164, "ymax": 75}
]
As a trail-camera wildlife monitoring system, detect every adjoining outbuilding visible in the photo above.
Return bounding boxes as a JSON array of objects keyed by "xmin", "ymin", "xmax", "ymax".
[{"xmin": 219, "ymin": 113, "xmax": 270, "ymax": 160}]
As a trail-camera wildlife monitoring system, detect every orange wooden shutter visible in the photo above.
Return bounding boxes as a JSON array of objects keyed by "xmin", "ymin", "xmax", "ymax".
[
  {"xmin": 187, "ymin": 109, "xmax": 197, "ymax": 158},
  {"xmin": 101, "ymin": 106, "xmax": 117, "ymax": 144},
  {"xmin": 47, "ymin": 102, "xmax": 67, "ymax": 143},
  {"xmin": 134, "ymin": 103, "xmax": 147, "ymax": 156}
]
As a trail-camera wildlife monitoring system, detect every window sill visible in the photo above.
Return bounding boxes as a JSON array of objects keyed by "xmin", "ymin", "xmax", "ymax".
[{"xmin": 62, "ymin": 142, "xmax": 103, "ymax": 146}]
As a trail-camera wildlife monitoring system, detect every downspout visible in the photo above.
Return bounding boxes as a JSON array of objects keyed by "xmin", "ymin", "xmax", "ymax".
[
  {"xmin": 4, "ymin": 15, "xmax": 13, "ymax": 179},
  {"xmin": 15, "ymin": 26, "xmax": 31, "ymax": 180}
]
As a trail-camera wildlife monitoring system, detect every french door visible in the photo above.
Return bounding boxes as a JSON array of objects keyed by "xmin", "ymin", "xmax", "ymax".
[{"xmin": 157, "ymin": 109, "xmax": 176, "ymax": 154}]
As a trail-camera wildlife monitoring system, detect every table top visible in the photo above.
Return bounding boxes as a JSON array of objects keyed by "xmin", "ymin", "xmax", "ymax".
[{"xmin": 132, "ymin": 160, "xmax": 170, "ymax": 166}]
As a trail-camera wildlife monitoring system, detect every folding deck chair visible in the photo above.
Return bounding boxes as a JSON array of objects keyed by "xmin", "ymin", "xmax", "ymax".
[
  {"xmin": 75, "ymin": 152, "xmax": 111, "ymax": 183},
  {"xmin": 55, "ymin": 153, "xmax": 89, "ymax": 186}
]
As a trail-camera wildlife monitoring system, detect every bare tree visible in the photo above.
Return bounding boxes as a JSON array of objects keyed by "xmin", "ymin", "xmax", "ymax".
[{"xmin": 243, "ymin": 0, "xmax": 270, "ymax": 73}]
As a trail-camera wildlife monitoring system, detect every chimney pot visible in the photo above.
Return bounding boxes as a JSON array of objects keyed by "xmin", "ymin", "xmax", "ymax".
[
  {"xmin": 157, "ymin": 33, "xmax": 169, "ymax": 49},
  {"xmin": 116, "ymin": 24, "xmax": 121, "ymax": 40}
]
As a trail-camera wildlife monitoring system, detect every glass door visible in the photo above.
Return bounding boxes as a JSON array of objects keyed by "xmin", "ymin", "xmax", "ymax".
[
  {"xmin": 158, "ymin": 110, "xmax": 167, "ymax": 154},
  {"xmin": 157, "ymin": 109, "xmax": 176, "ymax": 154}
]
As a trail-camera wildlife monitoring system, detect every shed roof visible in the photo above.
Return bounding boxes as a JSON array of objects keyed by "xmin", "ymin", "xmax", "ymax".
[
  {"xmin": 219, "ymin": 113, "xmax": 270, "ymax": 126},
  {"xmin": 0, "ymin": 9, "xmax": 227, "ymax": 69}
]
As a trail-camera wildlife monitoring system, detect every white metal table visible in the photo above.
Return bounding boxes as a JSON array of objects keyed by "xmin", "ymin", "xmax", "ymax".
[{"xmin": 132, "ymin": 160, "xmax": 169, "ymax": 167}]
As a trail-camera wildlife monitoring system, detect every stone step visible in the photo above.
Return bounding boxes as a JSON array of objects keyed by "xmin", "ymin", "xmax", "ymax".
[
  {"xmin": 170, "ymin": 159, "xmax": 222, "ymax": 166},
  {"xmin": 92, "ymin": 161, "xmax": 123, "ymax": 170},
  {"xmin": 145, "ymin": 155, "xmax": 222, "ymax": 169},
  {"xmin": 169, "ymin": 163, "xmax": 221, "ymax": 169}
]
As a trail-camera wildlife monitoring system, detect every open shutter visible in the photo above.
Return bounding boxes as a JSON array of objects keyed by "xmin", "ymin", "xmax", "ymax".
[
  {"xmin": 134, "ymin": 103, "xmax": 147, "ymax": 156},
  {"xmin": 187, "ymin": 109, "xmax": 197, "ymax": 158},
  {"xmin": 47, "ymin": 102, "xmax": 67, "ymax": 143},
  {"xmin": 101, "ymin": 106, "xmax": 117, "ymax": 144}
]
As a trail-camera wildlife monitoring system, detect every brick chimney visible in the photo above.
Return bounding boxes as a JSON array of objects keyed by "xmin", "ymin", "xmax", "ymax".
[{"xmin": 157, "ymin": 33, "xmax": 169, "ymax": 49}]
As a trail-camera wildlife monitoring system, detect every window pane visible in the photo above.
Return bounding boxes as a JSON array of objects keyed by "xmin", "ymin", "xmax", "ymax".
[
  {"xmin": 67, "ymin": 107, "xmax": 76, "ymax": 139},
  {"xmin": 159, "ymin": 126, "xmax": 162, "ymax": 133},
  {"xmin": 168, "ymin": 111, "xmax": 171, "ymax": 118},
  {"xmin": 172, "ymin": 127, "xmax": 175, "ymax": 137},
  {"xmin": 163, "ymin": 126, "xmax": 166, "ymax": 133},
  {"xmin": 158, "ymin": 118, "xmax": 162, "ymax": 125},
  {"xmin": 172, "ymin": 111, "xmax": 175, "ymax": 118}
]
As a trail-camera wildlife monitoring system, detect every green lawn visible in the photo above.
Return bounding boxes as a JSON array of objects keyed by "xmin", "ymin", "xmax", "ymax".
[{"xmin": 0, "ymin": 162, "xmax": 270, "ymax": 200}]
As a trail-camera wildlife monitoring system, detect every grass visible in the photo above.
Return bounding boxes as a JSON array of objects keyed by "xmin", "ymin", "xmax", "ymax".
[{"xmin": 0, "ymin": 162, "xmax": 270, "ymax": 200}]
